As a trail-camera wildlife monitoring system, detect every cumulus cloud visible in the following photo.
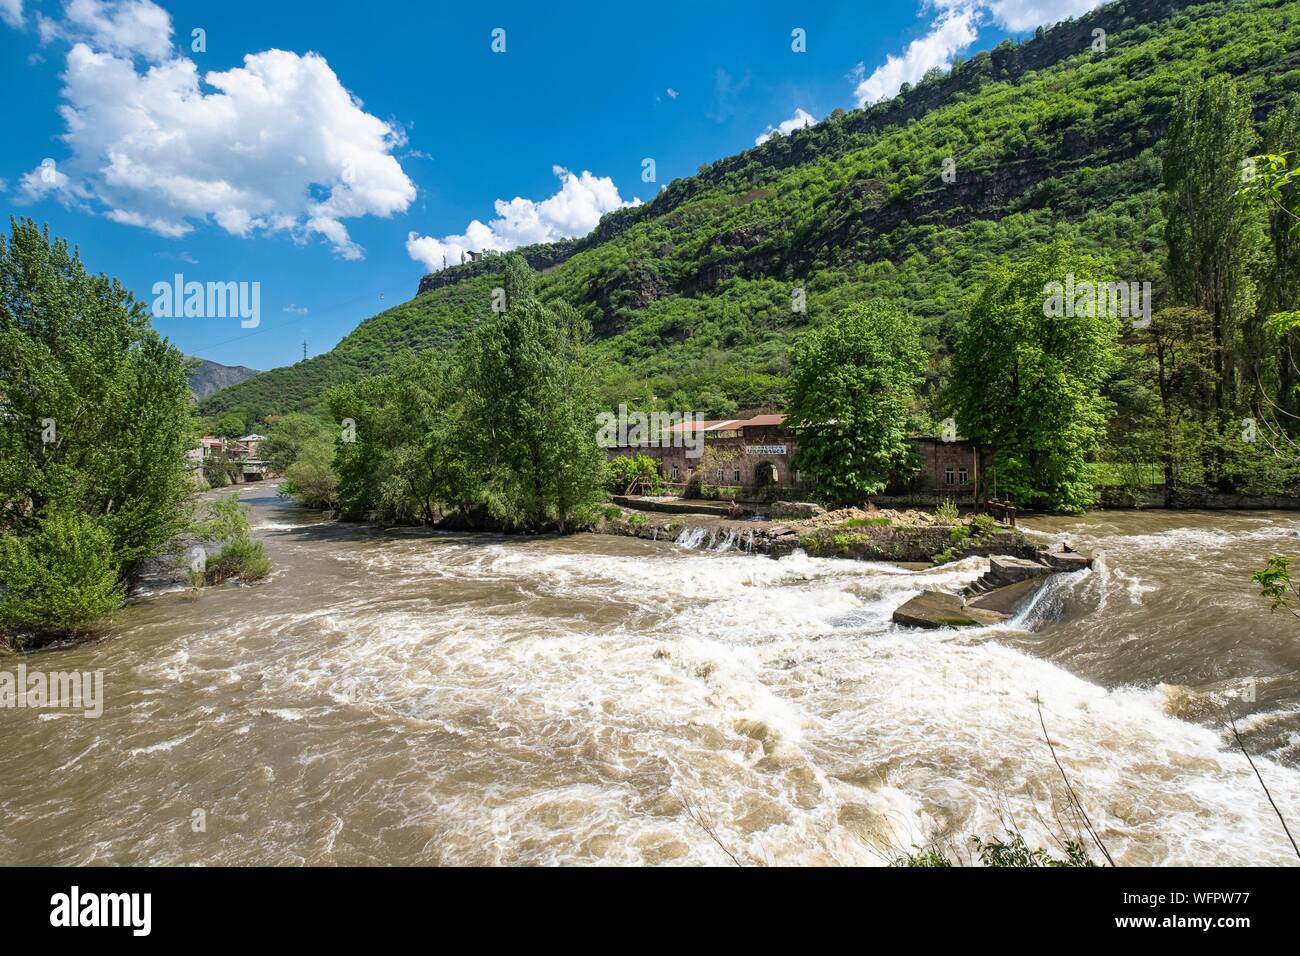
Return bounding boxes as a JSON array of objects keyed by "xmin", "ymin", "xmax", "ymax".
[
  {"xmin": 1, "ymin": 0, "xmax": 23, "ymax": 29},
  {"xmin": 18, "ymin": 0, "xmax": 415, "ymax": 259},
  {"xmin": 853, "ymin": 5, "xmax": 978, "ymax": 107},
  {"xmin": 852, "ymin": 0, "xmax": 1105, "ymax": 106},
  {"xmin": 756, "ymin": 107, "xmax": 817, "ymax": 146},
  {"xmin": 984, "ymin": 0, "xmax": 1104, "ymax": 32},
  {"xmin": 38, "ymin": 0, "xmax": 173, "ymax": 61},
  {"xmin": 406, "ymin": 166, "xmax": 639, "ymax": 272}
]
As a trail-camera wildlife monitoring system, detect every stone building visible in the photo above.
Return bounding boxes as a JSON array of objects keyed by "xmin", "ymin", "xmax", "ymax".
[{"xmin": 605, "ymin": 413, "xmax": 993, "ymax": 500}]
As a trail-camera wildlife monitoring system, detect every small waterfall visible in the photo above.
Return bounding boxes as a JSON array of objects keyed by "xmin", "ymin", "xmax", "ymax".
[
  {"xmin": 675, "ymin": 526, "xmax": 709, "ymax": 548},
  {"xmin": 716, "ymin": 530, "xmax": 738, "ymax": 552}
]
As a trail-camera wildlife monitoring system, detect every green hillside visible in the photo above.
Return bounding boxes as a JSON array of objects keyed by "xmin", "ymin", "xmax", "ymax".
[{"xmin": 202, "ymin": 0, "xmax": 1300, "ymax": 422}]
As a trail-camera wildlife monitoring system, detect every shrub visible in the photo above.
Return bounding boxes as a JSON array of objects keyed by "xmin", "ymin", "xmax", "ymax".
[
  {"xmin": 0, "ymin": 509, "xmax": 125, "ymax": 639},
  {"xmin": 204, "ymin": 537, "xmax": 272, "ymax": 584},
  {"xmin": 949, "ymin": 524, "xmax": 972, "ymax": 548},
  {"xmin": 936, "ymin": 499, "xmax": 960, "ymax": 523},
  {"xmin": 931, "ymin": 548, "xmax": 956, "ymax": 565},
  {"xmin": 970, "ymin": 513, "xmax": 999, "ymax": 536}
]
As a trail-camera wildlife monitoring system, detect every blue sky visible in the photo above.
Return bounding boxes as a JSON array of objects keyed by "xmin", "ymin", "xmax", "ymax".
[{"xmin": 0, "ymin": 0, "xmax": 1102, "ymax": 371}]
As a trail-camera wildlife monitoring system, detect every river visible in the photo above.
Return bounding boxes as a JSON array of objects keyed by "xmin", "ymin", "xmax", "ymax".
[{"xmin": 2, "ymin": 483, "xmax": 1298, "ymax": 865}]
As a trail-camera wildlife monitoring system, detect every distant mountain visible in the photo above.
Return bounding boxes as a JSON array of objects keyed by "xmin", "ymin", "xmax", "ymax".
[
  {"xmin": 187, "ymin": 357, "xmax": 260, "ymax": 401},
  {"xmin": 201, "ymin": 0, "xmax": 1300, "ymax": 422}
]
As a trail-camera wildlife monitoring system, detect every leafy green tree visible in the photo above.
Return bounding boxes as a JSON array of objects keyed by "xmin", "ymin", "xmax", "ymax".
[
  {"xmin": 947, "ymin": 243, "xmax": 1119, "ymax": 512},
  {"xmin": 0, "ymin": 218, "xmax": 193, "ymax": 637},
  {"xmin": 280, "ymin": 442, "xmax": 340, "ymax": 510},
  {"xmin": 1163, "ymin": 75, "xmax": 1262, "ymax": 420},
  {"xmin": 787, "ymin": 301, "xmax": 925, "ymax": 504},
  {"xmin": 328, "ymin": 354, "xmax": 472, "ymax": 523},
  {"xmin": 456, "ymin": 256, "xmax": 606, "ymax": 531},
  {"xmin": 261, "ymin": 412, "xmax": 335, "ymax": 472}
]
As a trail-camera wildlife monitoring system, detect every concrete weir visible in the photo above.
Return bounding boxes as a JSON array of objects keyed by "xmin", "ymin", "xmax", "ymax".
[{"xmin": 891, "ymin": 547, "xmax": 1093, "ymax": 629}]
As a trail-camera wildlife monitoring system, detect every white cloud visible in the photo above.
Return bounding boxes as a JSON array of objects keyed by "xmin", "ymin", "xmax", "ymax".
[
  {"xmin": 984, "ymin": 0, "xmax": 1104, "ymax": 32},
  {"xmin": 853, "ymin": 6, "xmax": 978, "ymax": 107},
  {"xmin": 852, "ymin": 0, "xmax": 1105, "ymax": 107},
  {"xmin": 283, "ymin": 303, "xmax": 308, "ymax": 315},
  {"xmin": 38, "ymin": 0, "xmax": 173, "ymax": 61},
  {"xmin": 666, "ymin": 88, "xmax": 678, "ymax": 99},
  {"xmin": 1, "ymin": 0, "xmax": 23, "ymax": 29},
  {"xmin": 19, "ymin": 2, "xmax": 415, "ymax": 260},
  {"xmin": 756, "ymin": 107, "xmax": 817, "ymax": 146},
  {"xmin": 406, "ymin": 166, "xmax": 639, "ymax": 272}
]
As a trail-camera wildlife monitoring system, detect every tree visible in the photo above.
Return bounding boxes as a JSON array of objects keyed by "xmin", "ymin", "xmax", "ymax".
[
  {"xmin": 456, "ymin": 255, "xmax": 606, "ymax": 531},
  {"xmin": 1163, "ymin": 75, "xmax": 1261, "ymax": 425},
  {"xmin": 947, "ymin": 243, "xmax": 1119, "ymax": 512},
  {"xmin": 0, "ymin": 218, "xmax": 194, "ymax": 638},
  {"xmin": 261, "ymin": 412, "xmax": 335, "ymax": 472},
  {"xmin": 787, "ymin": 300, "xmax": 925, "ymax": 504}
]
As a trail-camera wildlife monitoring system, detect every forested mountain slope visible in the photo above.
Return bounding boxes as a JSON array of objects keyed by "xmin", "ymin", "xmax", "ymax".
[{"xmin": 202, "ymin": 0, "xmax": 1300, "ymax": 421}]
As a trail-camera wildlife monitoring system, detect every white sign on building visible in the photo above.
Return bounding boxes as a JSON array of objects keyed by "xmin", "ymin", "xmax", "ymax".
[{"xmin": 746, "ymin": 445, "xmax": 788, "ymax": 456}]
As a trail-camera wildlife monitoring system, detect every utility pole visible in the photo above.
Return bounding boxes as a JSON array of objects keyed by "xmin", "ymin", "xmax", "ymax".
[{"xmin": 302, "ymin": 340, "xmax": 307, "ymax": 362}]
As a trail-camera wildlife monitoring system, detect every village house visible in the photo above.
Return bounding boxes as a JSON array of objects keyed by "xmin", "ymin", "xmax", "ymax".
[
  {"xmin": 187, "ymin": 433, "xmax": 270, "ymax": 486},
  {"xmin": 604, "ymin": 413, "xmax": 993, "ymax": 501}
]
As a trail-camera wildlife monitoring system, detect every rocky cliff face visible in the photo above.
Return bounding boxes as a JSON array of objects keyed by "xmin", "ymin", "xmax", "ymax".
[{"xmin": 187, "ymin": 357, "xmax": 260, "ymax": 401}]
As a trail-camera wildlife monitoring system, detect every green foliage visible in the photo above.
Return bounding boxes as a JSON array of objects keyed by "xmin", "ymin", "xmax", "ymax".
[
  {"xmin": 973, "ymin": 832, "xmax": 1095, "ymax": 867},
  {"xmin": 947, "ymin": 242, "xmax": 1119, "ymax": 512},
  {"xmin": 455, "ymin": 256, "xmax": 607, "ymax": 531},
  {"xmin": 931, "ymin": 548, "xmax": 956, "ymax": 565},
  {"xmin": 328, "ymin": 257, "xmax": 607, "ymax": 532},
  {"xmin": 935, "ymin": 498, "xmax": 961, "ymax": 523},
  {"xmin": 949, "ymin": 524, "xmax": 972, "ymax": 547},
  {"xmin": 607, "ymin": 453, "xmax": 665, "ymax": 495},
  {"xmin": 0, "ymin": 218, "xmax": 194, "ymax": 637},
  {"xmin": 788, "ymin": 300, "xmax": 925, "ymax": 504},
  {"xmin": 204, "ymin": 537, "xmax": 272, "ymax": 585},
  {"xmin": 898, "ymin": 832, "xmax": 1094, "ymax": 867},
  {"xmin": 1252, "ymin": 555, "xmax": 1299, "ymax": 617},
  {"xmin": 280, "ymin": 441, "xmax": 340, "ymax": 510},
  {"xmin": 261, "ymin": 413, "xmax": 335, "ymax": 472},
  {"xmin": 970, "ymin": 513, "xmax": 999, "ymax": 536},
  {"xmin": 193, "ymin": 493, "xmax": 252, "ymax": 543},
  {"xmin": 189, "ymin": 495, "xmax": 271, "ymax": 585},
  {"xmin": 0, "ymin": 508, "xmax": 124, "ymax": 639}
]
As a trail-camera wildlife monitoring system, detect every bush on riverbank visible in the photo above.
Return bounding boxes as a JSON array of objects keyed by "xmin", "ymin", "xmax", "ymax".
[
  {"xmin": 187, "ymin": 495, "xmax": 272, "ymax": 586},
  {"xmin": 0, "ymin": 509, "xmax": 125, "ymax": 644},
  {"xmin": 0, "ymin": 219, "xmax": 194, "ymax": 641}
]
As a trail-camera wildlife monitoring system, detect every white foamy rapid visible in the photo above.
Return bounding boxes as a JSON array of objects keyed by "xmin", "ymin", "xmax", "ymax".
[{"xmin": 4, "ymin": 499, "xmax": 1299, "ymax": 866}]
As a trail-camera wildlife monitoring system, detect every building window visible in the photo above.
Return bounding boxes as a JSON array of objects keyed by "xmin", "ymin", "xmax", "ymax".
[
  {"xmin": 671, "ymin": 464, "xmax": 680, "ymax": 481},
  {"xmin": 716, "ymin": 469, "xmax": 724, "ymax": 482},
  {"xmin": 944, "ymin": 468, "xmax": 955, "ymax": 485},
  {"xmin": 733, "ymin": 468, "xmax": 741, "ymax": 483},
  {"xmin": 958, "ymin": 468, "xmax": 968, "ymax": 485}
]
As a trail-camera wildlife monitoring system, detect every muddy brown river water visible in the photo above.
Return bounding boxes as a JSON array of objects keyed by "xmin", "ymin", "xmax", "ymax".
[{"xmin": 2, "ymin": 483, "xmax": 1298, "ymax": 865}]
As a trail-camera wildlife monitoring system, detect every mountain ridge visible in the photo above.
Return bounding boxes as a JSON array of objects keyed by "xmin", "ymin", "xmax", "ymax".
[{"xmin": 200, "ymin": 0, "xmax": 1300, "ymax": 421}]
